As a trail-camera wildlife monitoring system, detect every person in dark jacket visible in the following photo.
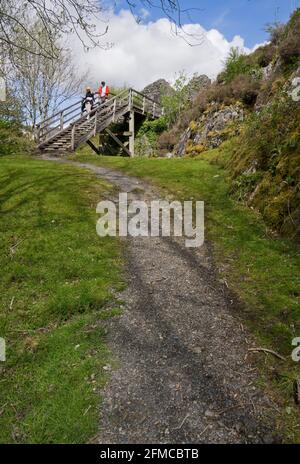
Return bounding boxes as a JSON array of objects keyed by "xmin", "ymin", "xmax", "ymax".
[{"xmin": 81, "ymin": 87, "xmax": 95, "ymax": 114}]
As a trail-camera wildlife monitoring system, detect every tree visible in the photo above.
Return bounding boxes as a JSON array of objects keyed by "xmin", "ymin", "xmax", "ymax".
[
  {"xmin": 162, "ymin": 71, "xmax": 189, "ymax": 126},
  {"xmin": 9, "ymin": 21, "xmax": 87, "ymax": 126},
  {"xmin": 0, "ymin": 0, "xmax": 107, "ymax": 62},
  {"xmin": 0, "ymin": 1, "xmax": 202, "ymax": 63},
  {"xmin": 0, "ymin": 88, "xmax": 24, "ymax": 124}
]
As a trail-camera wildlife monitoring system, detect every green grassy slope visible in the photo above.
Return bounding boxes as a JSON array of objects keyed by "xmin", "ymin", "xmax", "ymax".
[{"xmin": 0, "ymin": 156, "xmax": 124, "ymax": 443}]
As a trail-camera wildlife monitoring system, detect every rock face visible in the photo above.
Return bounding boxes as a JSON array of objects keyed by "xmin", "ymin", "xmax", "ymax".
[
  {"xmin": 142, "ymin": 79, "xmax": 175, "ymax": 104},
  {"xmin": 185, "ymin": 74, "xmax": 211, "ymax": 101},
  {"xmin": 287, "ymin": 65, "xmax": 300, "ymax": 98},
  {"xmin": 174, "ymin": 103, "xmax": 244, "ymax": 157}
]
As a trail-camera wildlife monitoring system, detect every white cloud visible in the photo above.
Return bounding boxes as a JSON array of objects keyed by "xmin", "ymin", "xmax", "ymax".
[{"xmin": 69, "ymin": 9, "xmax": 263, "ymax": 91}]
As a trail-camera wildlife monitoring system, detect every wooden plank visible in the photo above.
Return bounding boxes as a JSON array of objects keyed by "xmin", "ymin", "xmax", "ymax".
[
  {"xmin": 86, "ymin": 139, "xmax": 100, "ymax": 155},
  {"xmin": 105, "ymin": 128, "xmax": 131, "ymax": 157}
]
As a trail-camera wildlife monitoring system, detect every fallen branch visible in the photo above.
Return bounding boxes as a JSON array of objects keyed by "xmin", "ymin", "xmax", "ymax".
[
  {"xmin": 9, "ymin": 297, "xmax": 15, "ymax": 311},
  {"xmin": 173, "ymin": 413, "xmax": 189, "ymax": 430},
  {"xmin": 248, "ymin": 347, "xmax": 285, "ymax": 361},
  {"xmin": 198, "ymin": 425, "xmax": 210, "ymax": 438}
]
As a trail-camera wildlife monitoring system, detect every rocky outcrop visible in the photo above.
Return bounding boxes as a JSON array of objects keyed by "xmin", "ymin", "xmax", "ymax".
[
  {"xmin": 142, "ymin": 79, "xmax": 175, "ymax": 104},
  {"xmin": 287, "ymin": 65, "xmax": 300, "ymax": 99},
  {"xmin": 185, "ymin": 74, "xmax": 211, "ymax": 101},
  {"xmin": 174, "ymin": 103, "xmax": 244, "ymax": 157}
]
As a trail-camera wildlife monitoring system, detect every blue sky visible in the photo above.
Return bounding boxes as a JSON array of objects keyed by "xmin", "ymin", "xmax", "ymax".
[
  {"xmin": 114, "ymin": 0, "xmax": 299, "ymax": 48},
  {"xmin": 73, "ymin": 1, "xmax": 300, "ymax": 89}
]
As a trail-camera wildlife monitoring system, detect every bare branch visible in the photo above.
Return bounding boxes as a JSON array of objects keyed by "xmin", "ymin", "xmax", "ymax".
[
  {"xmin": 8, "ymin": 20, "xmax": 87, "ymax": 127},
  {"xmin": 125, "ymin": 0, "xmax": 205, "ymax": 46},
  {"xmin": 0, "ymin": 0, "xmax": 108, "ymax": 62}
]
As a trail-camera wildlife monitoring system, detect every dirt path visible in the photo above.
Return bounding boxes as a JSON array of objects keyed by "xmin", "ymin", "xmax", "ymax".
[{"xmin": 43, "ymin": 157, "xmax": 279, "ymax": 444}]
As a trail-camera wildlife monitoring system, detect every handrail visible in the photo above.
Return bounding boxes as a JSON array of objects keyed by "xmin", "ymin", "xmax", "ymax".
[
  {"xmin": 129, "ymin": 88, "xmax": 160, "ymax": 105},
  {"xmin": 37, "ymin": 88, "xmax": 163, "ymax": 146},
  {"xmin": 37, "ymin": 100, "xmax": 81, "ymax": 128}
]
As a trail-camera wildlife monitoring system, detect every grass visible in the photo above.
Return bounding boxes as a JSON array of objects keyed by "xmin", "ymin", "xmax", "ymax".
[
  {"xmin": 0, "ymin": 155, "xmax": 124, "ymax": 443},
  {"xmin": 71, "ymin": 148, "xmax": 300, "ymax": 441}
]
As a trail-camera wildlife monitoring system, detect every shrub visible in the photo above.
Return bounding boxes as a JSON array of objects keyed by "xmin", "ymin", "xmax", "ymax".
[
  {"xmin": 249, "ymin": 44, "xmax": 276, "ymax": 67},
  {"xmin": 231, "ymin": 75, "xmax": 260, "ymax": 106},
  {"xmin": 135, "ymin": 116, "xmax": 168, "ymax": 157},
  {"xmin": 207, "ymin": 82, "xmax": 233, "ymax": 105},
  {"xmin": 207, "ymin": 75, "xmax": 260, "ymax": 107},
  {"xmin": 0, "ymin": 120, "xmax": 34, "ymax": 156},
  {"xmin": 267, "ymin": 10, "xmax": 300, "ymax": 67},
  {"xmin": 157, "ymin": 127, "xmax": 179, "ymax": 152},
  {"xmin": 138, "ymin": 117, "xmax": 168, "ymax": 138},
  {"xmin": 221, "ymin": 47, "xmax": 252, "ymax": 84},
  {"xmin": 264, "ymin": 21, "xmax": 286, "ymax": 44},
  {"xmin": 279, "ymin": 34, "xmax": 300, "ymax": 64}
]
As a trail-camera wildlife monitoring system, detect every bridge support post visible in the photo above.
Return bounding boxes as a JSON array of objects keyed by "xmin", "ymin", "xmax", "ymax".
[{"xmin": 129, "ymin": 110, "xmax": 135, "ymax": 157}]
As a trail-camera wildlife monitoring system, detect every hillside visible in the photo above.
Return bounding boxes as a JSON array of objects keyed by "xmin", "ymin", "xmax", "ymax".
[{"xmin": 139, "ymin": 9, "xmax": 300, "ymax": 242}]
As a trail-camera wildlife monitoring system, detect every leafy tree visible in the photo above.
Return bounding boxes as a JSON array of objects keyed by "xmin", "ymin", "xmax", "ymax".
[
  {"xmin": 0, "ymin": 87, "xmax": 24, "ymax": 124},
  {"xmin": 162, "ymin": 71, "xmax": 189, "ymax": 126}
]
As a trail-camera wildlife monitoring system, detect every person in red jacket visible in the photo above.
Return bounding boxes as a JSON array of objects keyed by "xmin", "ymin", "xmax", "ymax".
[{"xmin": 98, "ymin": 81, "xmax": 110, "ymax": 105}]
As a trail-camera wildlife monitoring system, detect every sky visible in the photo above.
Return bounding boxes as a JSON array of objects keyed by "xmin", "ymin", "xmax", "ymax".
[{"xmin": 70, "ymin": 0, "xmax": 300, "ymax": 91}]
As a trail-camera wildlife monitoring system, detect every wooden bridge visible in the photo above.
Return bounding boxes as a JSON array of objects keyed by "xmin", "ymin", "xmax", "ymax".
[{"xmin": 36, "ymin": 88, "xmax": 163, "ymax": 157}]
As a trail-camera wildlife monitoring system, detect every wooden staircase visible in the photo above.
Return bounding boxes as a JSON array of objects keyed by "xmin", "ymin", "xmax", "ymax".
[{"xmin": 36, "ymin": 89, "xmax": 163, "ymax": 156}]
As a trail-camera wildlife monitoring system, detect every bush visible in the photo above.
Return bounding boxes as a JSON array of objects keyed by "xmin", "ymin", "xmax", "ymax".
[
  {"xmin": 249, "ymin": 44, "xmax": 276, "ymax": 68},
  {"xmin": 207, "ymin": 75, "xmax": 260, "ymax": 107},
  {"xmin": 279, "ymin": 34, "xmax": 300, "ymax": 64},
  {"xmin": 231, "ymin": 75, "xmax": 260, "ymax": 106},
  {"xmin": 138, "ymin": 117, "xmax": 168, "ymax": 136},
  {"xmin": 157, "ymin": 127, "xmax": 179, "ymax": 152},
  {"xmin": 207, "ymin": 82, "xmax": 233, "ymax": 105},
  {"xmin": 264, "ymin": 21, "xmax": 285, "ymax": 44},
  {"xmin": 266, "ymin": 10, "xmax": 300, "ymax": 67},
  {"xmin": 220, "ymin": 47, "xmax": 257, "ymax": 84},
  {"xmin": 135, "ymin": 117, "xmax": 168, "ymax": 157},
  {"xmin": 0, "ymin": 120, "xmax": 34, "ymax": 156}
]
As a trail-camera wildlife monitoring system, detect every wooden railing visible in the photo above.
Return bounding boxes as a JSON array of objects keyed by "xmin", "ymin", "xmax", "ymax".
[{"xmin": 35, "ymin": 88, "xmax": 164, "ymax": 146}]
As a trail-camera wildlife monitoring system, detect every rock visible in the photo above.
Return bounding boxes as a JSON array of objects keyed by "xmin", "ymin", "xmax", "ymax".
[
  {"xmin": 175, "ymin": 128, "xmax": 191, "ymax": 157},
  {"xmin": 142, "ymin": 79, "xmax": 175, "ymax": 105},
  {"xmin": 174, "ymin": 104, "xmax": 244, "ymax": 157},
  {"xmin": 185, "ymin": 74, "xmax": 211, "ymax": 101},
  {"xmin": 262, "ymin": 63, "xmax": 274, "ymax": 80},
  {"xmin": 204, "ymin": 409, "xmax": 216, "ymax": 418},
  {"xmin": 286, "ymin": 66, "xmax": 300, "ymax": 101}
]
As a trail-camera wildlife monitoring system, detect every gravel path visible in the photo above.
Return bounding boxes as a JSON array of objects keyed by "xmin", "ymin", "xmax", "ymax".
[{"xmin": 43, "ymin": 157, "xmax": 279, "ymax": 444}]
